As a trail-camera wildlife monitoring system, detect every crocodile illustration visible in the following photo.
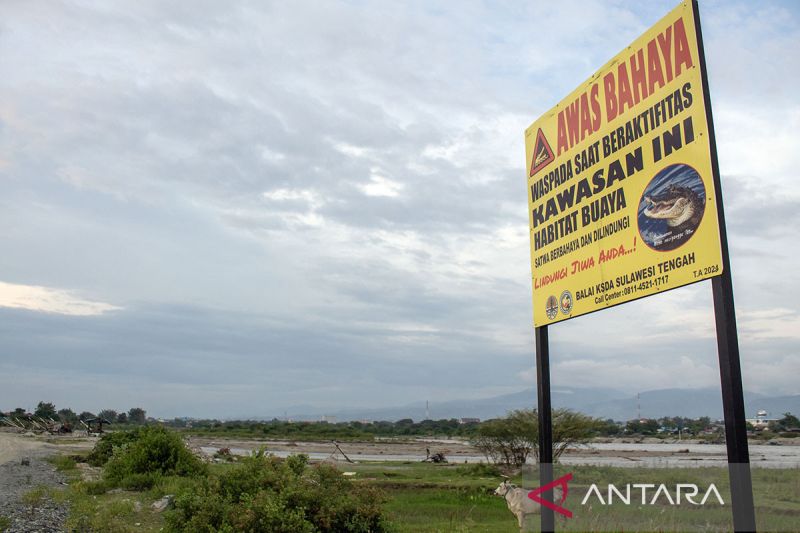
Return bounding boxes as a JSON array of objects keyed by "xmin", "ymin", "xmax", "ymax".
[
  {"xmin": 642, "ymin": 184, "xmax": 704, "ymax": 231},
  {"xmin": 534, "ymin": 144, "xmax": 549, "ymax": 167}
]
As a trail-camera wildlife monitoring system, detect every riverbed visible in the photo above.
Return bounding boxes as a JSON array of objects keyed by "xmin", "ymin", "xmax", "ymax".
[{"xmin": 189, "ymin": 436, "xmax": 800, "ymax": 468}]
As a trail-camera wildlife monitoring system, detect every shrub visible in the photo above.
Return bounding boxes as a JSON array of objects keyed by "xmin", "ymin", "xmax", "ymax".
[
  {"xmin": 285, "ymin": 453, "xmax": 309, "ymax": 475},
  {"xmin": 83, "ymin": 480, "xmax": 112, "ymax": 495},
  {"xmin": 166, "ymin": 453, "xmax": 388, "ymax": 532},
  {"xmin": 102, "ymin": 426, "xmax": 206, "ymax": 489},
  {"xmin": 87, "ymin": 429, "xmax": 142, "ymax": 466},
  {"xmin": 48, "ymin": 455, "xmax": 77, "ymax": 472}
]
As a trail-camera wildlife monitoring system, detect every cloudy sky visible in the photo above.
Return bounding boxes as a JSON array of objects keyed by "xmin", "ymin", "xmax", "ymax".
[{"xmin": 1, "ymin": 0, "xmax": 798, "ymax": 419}]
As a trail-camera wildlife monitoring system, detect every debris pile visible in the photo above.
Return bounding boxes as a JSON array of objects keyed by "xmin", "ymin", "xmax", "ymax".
[{"xmin": 0, "ymin": 414, "xmax": 72, "ymax": 435}]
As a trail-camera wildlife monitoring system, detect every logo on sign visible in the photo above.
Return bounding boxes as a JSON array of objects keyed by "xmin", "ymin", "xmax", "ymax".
[
  {"xmin": 529, "ymin": 128, "xmax": 555, "ymax": 176},
  {"xmin": 545, "ymin": 295, "xmax": 558, "ymax": 320},
  {"xmin": 559, "ymin": 290, "xmax": 573, "ymax": 315}
]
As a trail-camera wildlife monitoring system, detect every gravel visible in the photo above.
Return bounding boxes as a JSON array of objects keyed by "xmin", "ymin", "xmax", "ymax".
[{"xmin": 0, "ymin": 457, "xmax": 69, "ymax": 533}]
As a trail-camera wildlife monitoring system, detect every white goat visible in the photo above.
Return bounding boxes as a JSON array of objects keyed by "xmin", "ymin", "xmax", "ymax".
[{"xmin": 494, "ymin": 480, "xmax": 563, "ymax": 529}]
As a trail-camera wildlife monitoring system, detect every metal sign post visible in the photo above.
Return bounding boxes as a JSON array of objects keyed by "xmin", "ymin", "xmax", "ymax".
[
  {"xmin": 535, "ymin": 325, "xmax": 555, "ymax": 532},
  {"xmin": 692, "ymin": 2, "xmax": 757, "ymax": 530},
  {"xmin": 712, "ymin": 270, "xmax": 757, "ymax": 532}
]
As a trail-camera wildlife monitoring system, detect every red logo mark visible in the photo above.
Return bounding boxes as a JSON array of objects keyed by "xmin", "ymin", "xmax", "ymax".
[{"xmin": 528, "ymin": 472, "xmax": 573, "ymax": 518}]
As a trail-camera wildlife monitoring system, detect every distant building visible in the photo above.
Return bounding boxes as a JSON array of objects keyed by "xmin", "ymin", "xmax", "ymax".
[
  {"xmin": 746, "ymin": 409, "xmax": 778, "ymax": 430},
  {"xmin": 459, "ymin": 417, "xmax": 480, "ymax": 424}
]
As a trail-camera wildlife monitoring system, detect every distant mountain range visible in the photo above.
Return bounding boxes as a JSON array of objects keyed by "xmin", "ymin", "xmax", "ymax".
[{"xmin": 263, "ymin": 387, "xmax": 800, "ymax": 423}]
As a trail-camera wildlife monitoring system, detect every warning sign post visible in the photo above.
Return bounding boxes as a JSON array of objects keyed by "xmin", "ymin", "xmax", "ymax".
[{"xmin": 526, "ymin": 2, "xmax": 756, "ymax": 531}]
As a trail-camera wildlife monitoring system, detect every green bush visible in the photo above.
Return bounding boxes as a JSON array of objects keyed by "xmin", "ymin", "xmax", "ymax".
[
  {"xmin": 285, "ymin": 452, "xmax": 309, "ymax": 475},
  {"xmin": 102, "ymin": 426, "xmax": 206, "ymax": 489},
  {"xmin": 87, "ymin": 429, "xmax": 142, "ymax": 466},
  {"xmin": 166, "ymin": 453, "xmax": 388, "ymax": 532}
]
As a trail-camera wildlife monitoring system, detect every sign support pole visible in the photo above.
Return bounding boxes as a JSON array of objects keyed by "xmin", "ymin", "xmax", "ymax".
[
  {"xmin": 712, "ymin": 272, "xmax": 756, "ymax": 531},
  {"xmin": 692, "ymin": 2, "xmax": 756, "ymax": 530},
  {"xmin": 535, "ymin": 325, "xmax": 555, "ymax": 532}
]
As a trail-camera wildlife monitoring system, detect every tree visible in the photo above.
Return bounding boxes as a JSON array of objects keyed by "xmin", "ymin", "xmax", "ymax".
[
  {"xmin": 772, "ymin": 412, "xmax": 800, "ymax": 432},
  {"xmin": 116, "ymin": 412, "xmax": 128, "ymax": 424},
  {"xmin": 79, "ymin": 411, "xmax": 96, "ymax": 422},
  {"xmin": 596, "ymin": 418, "xmax": 622, "ymax": 436},
  {"xmin": 472, "ymin": 408, "xmax": 600, "ymax": 466},
  {"xmin": 58, "ymin": 408, "xmax": 79, "ymax": 425},
  {"xmin": 687, "ymin": 416, "xmax": 711, "ymax": 434},
  {"xmin": 539, "ymin": 409, "xmax": 602, "ymax": 460},
  {"xmin": 625, "ymin": 418, "xmax": 659, "ymax": 435},
  {"xmin": 472, "ymin": 415, "xmax": 533, "ymax": 466},
  {"xmin": 34, "ymin": 401, "xmax": 58, "ymax": 420},
  {"xmin": 128, "ymin": 407, "xmax": 147, "ymax": 425},
  {"xmin": 98, "ymin": 409, "xmax": 118, "ymax": 422}
]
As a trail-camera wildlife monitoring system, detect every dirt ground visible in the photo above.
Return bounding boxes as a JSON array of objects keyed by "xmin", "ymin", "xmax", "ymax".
[
  {"xmin": 0, "ymin": 431, "xmax": 46, "ymax": 465},
  {"xmin": 0, "ymin": 429, "xmax": 94, "ymax": 465},
  {"xmin": 0, "ymin": 431, "xmax": 88, "ymax": 532}
]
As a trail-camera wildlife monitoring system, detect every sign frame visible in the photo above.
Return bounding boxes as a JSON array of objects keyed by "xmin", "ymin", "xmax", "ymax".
[
  {"xmin": 530, "ymin": 2, "xmax": 756, "ymax": 531},
  {"xmin": 525, "ymin": 0, "xmax": 725, "ymax": 328}
]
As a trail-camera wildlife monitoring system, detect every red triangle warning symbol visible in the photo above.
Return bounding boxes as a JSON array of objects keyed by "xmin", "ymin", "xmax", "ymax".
[{"xmin": 529, "ymin": 128, "xmax": 555, "ymax": 177}]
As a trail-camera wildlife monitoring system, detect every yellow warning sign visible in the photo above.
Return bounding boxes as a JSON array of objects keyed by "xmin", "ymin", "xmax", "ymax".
[{"xmin": 525, "ymin": 1, "xmax": 723, "ymax": 326}]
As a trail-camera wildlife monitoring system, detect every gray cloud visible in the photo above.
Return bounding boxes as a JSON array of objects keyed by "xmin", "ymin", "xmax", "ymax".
[
  {"xmin": 0, "ymin": 302, "xmax": 527, "ymax": 417},
  {"xmin": 1, "ymin": 0, "xmax": 798, "ymax": 417}
]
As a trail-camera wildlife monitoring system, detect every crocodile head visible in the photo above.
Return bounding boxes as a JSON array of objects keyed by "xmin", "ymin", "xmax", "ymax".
[{"xmin": 643, "ymin": 185, "xmax": 702, "ymax": 228}]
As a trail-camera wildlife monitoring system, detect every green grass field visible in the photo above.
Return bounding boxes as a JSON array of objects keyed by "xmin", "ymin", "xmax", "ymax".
[
  {"xmin": 345, "ymin": 461, "xmax": 799, "ymax": 532},
  {"xmin": 45, "ymin": 454, "xmax": 799, "ymax": 532}
]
